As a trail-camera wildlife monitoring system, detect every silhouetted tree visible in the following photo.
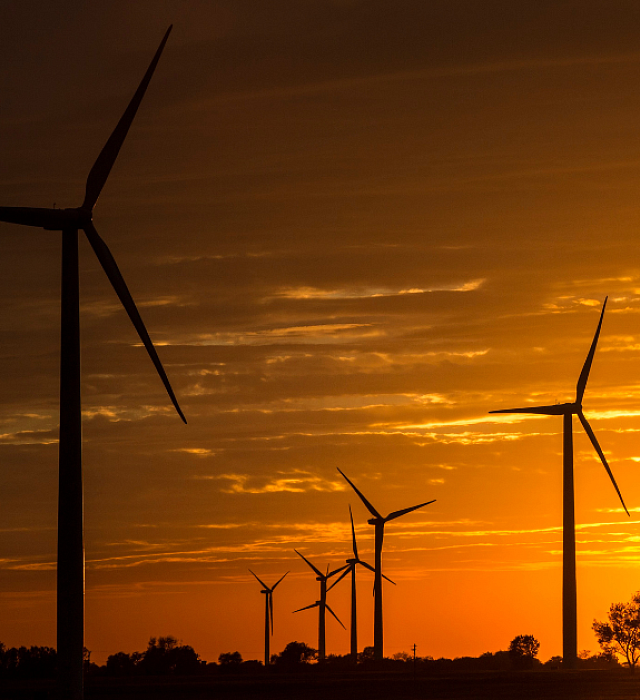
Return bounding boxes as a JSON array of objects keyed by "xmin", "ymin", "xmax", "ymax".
[
  {"xmin": 0, "ymin": 645, "xmax": 57, "ymax": 679},
  {"xmin": 543, "ymin": 655, "xmax": 563, "ymax": 669},
  {"xmin": 273, "ymin": 641, "xmax": 317, "ymax": 667},
  {"xmin": 137, "ymin": 636, "xmax": 201, "ymax": 676},
  {"xmin": 241, "ymin": 659, "xmax": 263, "ymax": 672},
  {"xmin": 218, "ymin": 651, "xmax": 243, "ymax": 666},
  {"xmin": 508, "ymin": 635, "xmax": 540, "ymax": 669},
  {"xmin": 577, "ymin": 651, "xmax": 620, "ymax": 669},
  {"xmin": 593, "ymin": 592, "xmax": 640, "ymax": 669},
  {"xmin": 107, "ymin": 651, "xmax": 140, "ymax": 676},
  {"xmin": 358, "ymin": 646, "xmax": 375, "ymax": 664}
]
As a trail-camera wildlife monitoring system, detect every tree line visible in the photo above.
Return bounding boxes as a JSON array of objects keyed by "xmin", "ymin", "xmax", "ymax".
[
  {"xmin": 0, "ymin": 633, "xmax": 622, "ymax": 680},
  {"xmin": 9, "ymin": 584, "xmax": 640, "ymax": 682}
]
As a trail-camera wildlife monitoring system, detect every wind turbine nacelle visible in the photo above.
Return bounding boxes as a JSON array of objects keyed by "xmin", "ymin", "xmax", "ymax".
[
  {"xmin": 42, "ymin": 207, "xmax": 92, "ymax": 231},
  {"xmin": 0, "ymin": 206, "xmax": 94, "ymax": 231}
]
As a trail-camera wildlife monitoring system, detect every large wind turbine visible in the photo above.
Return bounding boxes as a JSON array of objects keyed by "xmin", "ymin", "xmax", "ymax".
[
  {"xmin": 293, "ymin": 550, "xmax": 347, "ymax": 660},
  {"xmin": 490, "ymin": 297, "xmax": 628, "ymax": 669},
  {"xmin": 337, "ymin": 468, "xmax": 435, "ymax": 661},
  {"xmin": 249, "ymin": 570, "xmax": 288, "ymax": 666},
  {"xmin": 0, "ymin": 27, "xmax": 184, "ymax": 700},
  {"xmin": 327, "ymin": 505, "xmax": 395, "ymax": 662}
]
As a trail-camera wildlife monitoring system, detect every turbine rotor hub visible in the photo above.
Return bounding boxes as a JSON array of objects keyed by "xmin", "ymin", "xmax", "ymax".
[{"xmin": 76, "ymin": 207, "xmax": 93, "ymax": 227}]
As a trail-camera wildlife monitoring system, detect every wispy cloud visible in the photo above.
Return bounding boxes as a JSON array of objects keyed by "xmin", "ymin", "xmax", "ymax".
[
  {"xmin": 274, "ymin": 279, "xmax": 485, "ymax": 300},
  {"xmin": 195, "ymin": 470, "xmax": 346, "ymax": 494},
  {"xmin": 180, "ymin": 324, "xmax": 380, "ymax": 347},
  {"xmin": 0, "ymin": 429, "xmax": 57, "ymax": 445},
  {"xmin": 173, "ymin": 447, "xmax": 216, "ymax": 457}
]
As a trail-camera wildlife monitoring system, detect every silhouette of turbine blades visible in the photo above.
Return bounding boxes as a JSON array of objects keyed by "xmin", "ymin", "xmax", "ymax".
[
  {"xmin": 249, "ymin": 570, "xmax": 288, "ymax": 665},
  {"xmin": 0, "ymin": 26, "xmax": 185, "ymax": 700},
  {"xmin": 337, "ymin": 468, "xmax": 435, "ymax": 661},
  {"xmin": 293, "ymin": 549, "xmax": 348, "ymax": 659},
  {"xmin": 489, "ymin": 297, "xmax": 628, "ymax": 669}
]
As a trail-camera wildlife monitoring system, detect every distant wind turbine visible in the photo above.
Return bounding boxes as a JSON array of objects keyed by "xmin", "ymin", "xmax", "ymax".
[
  {"xmin": 337, "ymin": 468, "xmax": 435, "ymax": 661},
  {"xmin": 249, "ymin": 570, "xmax": 288, "ymax": 666},
  {"xmin": 293, "ymin": 550, "xmax": 347, "ymax": 660},
  {"xmin": 0, "ymin": 26, "xmax": 184, "ymax": 700},
  {"xmin": 489, "ymin": 297, "xmax": 628, "ymax": 669},
  {"xmin": 338, "ymin": 468, "xmax": 435, "ymax": 661},
  {"xmin": 327, "ymin": 505, "xmax": 395, "ymax": 662}
]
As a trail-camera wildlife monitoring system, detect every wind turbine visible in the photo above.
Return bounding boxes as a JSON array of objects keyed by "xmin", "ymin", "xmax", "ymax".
[
  {"xmin": 337, "ymin": 468, "xmax": 435, "ymax": 661},
  {"xmin": 489, "ymin": 297, "xmax": 628, "ymax": 669},
  {"xmin": 293, "ymin": 550, "xmax": 347, "ymax": 660},
  {"xmin": 249, "ymin": 570, "xmax": 288, "ymax": 666},
  {"xmin": 0, "ymin": 27, "xmax": 185, "ymax": 700},
  {"xmin": 327, "ymin": 505, "xmax": 395, "ymax": 662}
]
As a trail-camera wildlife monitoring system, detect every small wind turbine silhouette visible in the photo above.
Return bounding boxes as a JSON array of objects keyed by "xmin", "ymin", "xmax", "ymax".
[
  {"xmin": 0, "ymin": 27, "xmax": 184, "ymax": 700},
  {"xmin": 249, "ymin": 570, "xmax": 288, "ymax": 666},
  {"xmin": 293, "ymin": 550, "xmax": 347, "ymax": 660},
  {"xmin": 489, "ymin": 297, "xmax": 628, "ymax": 669},
  {"xmin": 337, "ymin": 468, "xmax": 435, "ymax": 661},
  {"xmin": 327, "ymin": 505, "xmax": 395, "ymax": 662}
]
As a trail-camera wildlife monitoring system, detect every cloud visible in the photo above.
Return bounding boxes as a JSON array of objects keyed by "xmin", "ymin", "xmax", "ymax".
[
  {"xmin": 0, "ymin": 429, "xmax": 57, "ymax": 446},
  {"xmin": 179, "ymin": 324, "xmax": 380, "ymax": 347},
  {"xmin": 273, "ymin": 279, "xmax": 485, "ymax": 300},
  {"xmin": 195, "ymin": 470, "xmax": 346, "ymax": 494},
  {"xmin": 173, "ymin": 447, "xmax": 216, "ymax": 457}
]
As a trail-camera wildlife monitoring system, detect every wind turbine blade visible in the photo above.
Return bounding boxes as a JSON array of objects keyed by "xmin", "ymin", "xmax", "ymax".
[
  {"xmin": 82, "ymin": 26, "xmax": 172, "ymax": 210},
  {"xmin": 325, "ymin": 603, "xmax": 346, "ymax": 630},
  {"xmin": 294, "ymin": 549, "xmax": 324, "ymax": 578},
  {"xmin": 82, "ymin": 222, "xmax": 186, "ymax": 423},
  {"xmin": 337, "ymin": 468, "xmax": 382, "ymax": 520},
  {"xmin": 248, "ymin": 569, "xmax": 270, "ymax": 591},
  {"xmin": 269, "ymin": 593, "xmax": 274, "ymax": 635},
  {"xmin": 489, "ymin": 405, "xmax": 568, "ymax": 416},
  {"xmin": 358, "ymin": 560, "xmax": 376, "ymax": 575},
  {"xmin": 357, "ymin": 559, "xmax": 396, "ymax": 584},
  {"xmin": 0, "ymin": 206, "xmax": 60, "ymax": 229},
  {"xmin": 272, "ymin": 571, "xmax": 289, "ymax": 590},
  {"xmin": 578, "ymin": 411, "xmax": 629, "ymax": 516},
  {"xmin": 293, "ymin": 602, "xmax": 319, "ymax": 613},
  {"xmin": 327, "ymin": 565, "xmax": 351, "ymax": 592},
  {"xmin": 327, "ymin": 563, "xmax": 350, "ymax": 578},
  {"xmin": 349, "ymin": 504, "xmax": 358, "ymax": 560},
  {"xmin": 576, "ymin": 298, "xmax": 607, "ymax": 403},
  {"xmin": 386, "ymin": 500, "xmax": 435, "ymax": 522}
]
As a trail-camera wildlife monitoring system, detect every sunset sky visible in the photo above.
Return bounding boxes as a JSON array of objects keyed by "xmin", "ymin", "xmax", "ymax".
[{"xmin": 4, "ymin": 0, "xmax": 640, "ymax": 665}]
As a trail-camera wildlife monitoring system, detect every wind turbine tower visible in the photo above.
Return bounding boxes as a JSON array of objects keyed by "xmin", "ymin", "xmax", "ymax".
[
  {"xmin": 0, "ymin": 27, "xmax": 185, "ymax": 700},
  {"xmin": 327, "ymin": 505, "xmax": 395, "ymax": 662},
  {"xmin": 490, "ymin": 297, "xmax": 628, "ymax": 669},
  {"xmin": 338, "ymin": 469, "xmax": 434, "ymax": 662},
  {"xmin": 293, "ymin": 550, "xmax": 347, "ymax": 660},
  {"xmin": 249, "ymin": 570, "xmax": 288, "ymax": 666}
]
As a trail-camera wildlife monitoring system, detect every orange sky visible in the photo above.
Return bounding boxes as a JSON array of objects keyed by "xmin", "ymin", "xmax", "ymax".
[{"xmin": 2, "ymin": 0, "xmax": 640, "ymax": 665}]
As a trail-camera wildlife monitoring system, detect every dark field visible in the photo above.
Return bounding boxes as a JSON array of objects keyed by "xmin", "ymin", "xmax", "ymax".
[{"xmin": 5, "ymin": 671, "xmax": 640, "ymax": 700}]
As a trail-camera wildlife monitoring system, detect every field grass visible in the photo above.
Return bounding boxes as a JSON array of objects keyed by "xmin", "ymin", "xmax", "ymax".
[{"xmin": 5, "ymin": 669, "xmax": 640, "ymax": 699}]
